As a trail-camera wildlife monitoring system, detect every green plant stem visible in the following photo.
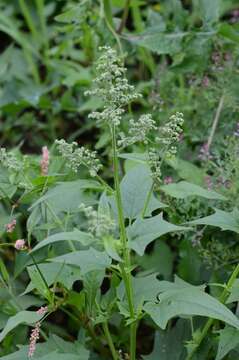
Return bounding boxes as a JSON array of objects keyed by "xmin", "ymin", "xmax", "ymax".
[
  {"xmin": 19, "ymin": 0, "xmax": 38, "ymax": 40},
  {"xmin": 186, "ymin": 263, "xmax": 239, "ymax": 360},
  {"xmin": 102, "ymin": 322, "xmax": 119, "ymax": 360},
  {"xmin": 111, "ymin": 125, "xmax": 136, "ymax": 360},
  {"xmin": 35, "ymin": 0, "xmax": 47, "ymax": 45},
  {"xmin": 117, "ymin": 0, "xmax": 131, "ymax": 34},
  {"xmin": 206, "ymin": 94, "xmax": 225, "ymax": 151},
  {"xmin": 102, "ymin": 0, "xmax": 123, "ymax": 56},
  {"xmin": 28, "ymin": 252, "xmax": 52, "ymax": 302},
  {"xmin": 131, "ymin": 2, "xmax": 155, "ymax": 75}
]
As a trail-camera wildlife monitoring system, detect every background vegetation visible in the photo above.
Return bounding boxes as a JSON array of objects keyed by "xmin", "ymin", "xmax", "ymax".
[{"xmin": 0, "ymin": 0, "xmax": 239, "ymax": 359}]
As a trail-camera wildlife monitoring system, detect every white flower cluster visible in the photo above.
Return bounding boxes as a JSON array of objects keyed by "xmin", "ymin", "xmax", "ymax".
[
  {"xmin": 55, "ymin": 139, "xmax": 102, "ymax": 177},
  {"xmin": 118, "ymin": 114, "xmax": 156, "ymax": 147},
  {"xmin": 156, "ymin": 112, "xmax": 184, "ymax": 156},
  {"xmin": 86, "ymin": 46, "xmax": 141, "ymax": 127},
  {"xmin": 148, "ymin": 149, "xmax": 162, "ymax": 183},
  {"xmin": 79, "ymin": 203, "xmax": 115, "ymax": 238},
  {"xmin": 0, "ymin": 148, "xmax": 21, "ymax": 171}
]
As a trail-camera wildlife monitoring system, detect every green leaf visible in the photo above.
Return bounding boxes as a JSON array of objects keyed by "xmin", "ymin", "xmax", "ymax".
[
  {"xmin": 50, "ymin": 248, "xmax": 111, "ymax": 274},
  {"xmin": 216, "ymin": 326, "xmax": 239, "ymax": 360},
  {"xmin": 0, "ymin": 334, "xmax": 89, "ymax": 359},
  {"xmin": 109, "ymin": 164, "xmax": 166, "ymax": 220},
  {"xmin": 190, "ymin": 208, "xmax": 239, "ymax": 233},
  {"xmin": 219, "ymin": 23, "xmax": 239, "ymax": 43},
  {"xmin": 38, "ymin": 352, "xmax": 86, "ymax": 360},
  {"xmin": 226, "ymin": 279, "xmax": 239, "ymax": 304},
  {"xmin": 197, "ymin": 0, "xmax": 221, "ymax": 25},
  {"xmin": 137, "ymin": 240, "xmax": 174, "ymax": 279},
  {"xmin": 121, "ymin": 164, "xmax": 152, "ymax": 219},
  {"xmin": 55, "ymin": 3, "xmax": 88, "ymax": 24},
  {"xmin": 29, "ymin": 179, "xmax": 99, "ymax": 213},
  {"xmin": 161, "ymin": 181, "xmax": 226, "ymax": 200},
  {"xmin": 144, "ymin": 287, "xmax": 239, "ymax": 330},
  {"xmin": 117, "ymin": 273, "xmax": 161, "ymax": 309},
  {"xmin": 24, "ymin": 263, "xmax": 82, "ymax": 295},
  {"xmin": 143, "ymin": 320, "xmax": 190, "ymax": 360},
  {"xmin": 31, "ymin": 229, "xmax": 94, "ymax": 253},
  {"xmin": 166, "ymin": 157, "xmax": 205, "ymax": 185},
  {"xmin": 128, "ymin": 213, "xmax": 189, "ymax": 255},
  {"xmin": 127, "ymin": 31, "xmax": 187, "ymax": 55},
  {"xmin": 0, "ymin": 311, "xmax": 43, "ymax": 342}
]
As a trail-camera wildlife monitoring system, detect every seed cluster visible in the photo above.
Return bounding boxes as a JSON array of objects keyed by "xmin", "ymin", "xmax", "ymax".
[
  {"xmin": 55, "ymin": 139, "xmax": 102, "ymax": 177},
  {"xmin": 86, "ymin": 46, "xmax": 141, "ymax": 127},
  {"xmin": 79, "ymin": 203, "xmax": 115, "ymax": 238}
]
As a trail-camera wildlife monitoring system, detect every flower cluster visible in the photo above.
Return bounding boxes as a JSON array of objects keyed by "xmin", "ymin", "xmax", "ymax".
[
  {"xmin": 28, "ymin": 307, "xmax": 48, "ymax": 358},
  {"xmin": 79, "ymin": 203, "xmax": 115, "ymax": 238},
  {"xmin": 118, "ymin": 114, "xmax": 156, "ymax": 148},
  {"xmin": 156, "ymin": 112, "xmax": 184, "ymax": 156},
  {"xmin": 198, "ymin": 143, "xmax": 212, "ymax": 161},
  {"xmin": 5, "ymin": 219, "xmax": 16, "ymax": 233},
  {"xmin": 40, "ymin": 146, "xmax": 50, "ymax": 176},
  {"xmin": 86, "ymin": 46, "xmax": 141, "ymax": 127},
  {"xmin": 148, "ymin": 149, "xmax": 162, "ymax": 183},
  {"xmin": 0, "ymin": 148, "xmax": 21, "ymax": 171},
  {"xmin": 28, "ymin": 322, "xmax": 40, "ymax": 358},
  {"xmin": 55, "ymin": 139, "xmax": 102, "ymax": 177},
  {"xmin": 14, "ymin": 239, "xmax": 26, "ymax": 250}
]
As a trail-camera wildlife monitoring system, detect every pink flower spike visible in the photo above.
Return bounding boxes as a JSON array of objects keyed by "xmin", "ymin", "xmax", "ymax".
[
  {"xmin": 36, "ymin": 306, "xmax": 48, "ymax": 315},
  {"xmin": 6, "ymin": 219, "xmax": 17, "ymax": 233},
  {"xmin": 40, "ymin": 146, "xmax": 50, "ymax": 176},
  {"xmin": 164, "ymin": 176, "xmax": 173, "ymax": 185},
  {"xmin": 28, "ymin": 322, "xmax": 41, "ymax": 358},
  {"xmin": 14, "ymin": 239, "xmax": 25, "ymax": 250}
]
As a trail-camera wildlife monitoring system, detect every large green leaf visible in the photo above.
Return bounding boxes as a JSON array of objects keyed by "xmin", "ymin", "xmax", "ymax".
[
  {"xmin": 127, "ymin": 213, "xmax": 189, "ymax": 255},
  {"xmin": 216, "ymin": 326, "xmax": 239, "ymax": 360},
  {"xmin": 190, "ymin": 208, "xmax": 239, "ymax": 233},
  {"xmin": 196, "ymin": 0, "xmax": 221, "ymax": 25},
  {"xmin": 0, "ymin": 311, "xmax": 43, "ymax": 342},
  {"xmin": 23, "ymin": 262, "xmax": 82, "ymax": 295},
  {"xmin": 166, "ymin": 157, "xmax": 205, "ymax": 185},
  {"xmin": 31, "ymin": 229, "xmax": 94, "ymax": 253},
  {"xmin": 119, "ymin": 164, "xmax": 166, "ymax": 219},
  {"xmin": 127, "ymin": 31, "xmax": 188, "ymax": 55},
  {"xmin": 38, "ymin": 353, "xmax": 86, "ymax": 360},
  {"xmin": 120, "ymin": 164, "xmax": 152, "ymax": 219},
  {"xmin": 117, "ymin": 273, "xmax": 160, "ymax": 309},
  {"xmin": 161, "ymin": 181, "xmax": 226, "ymax": 200},
  {"xmin": 50, "ymin": 248, "xmax": 111, "ymax": 274},
  {"xmin": 0, "ymin": 334, "xmax": 89, "ymax": 359},
  {"xmin": 29, "ymin": 179, "xmax": 99, "ymax": 213},
  {"xmin": 226, "ymin": 279, "xmax": 239, "ymax": 304},
  {"xmin": 136, "ymin": 240, "xmax": 174, "ymax": 279},
  {"xmin": 143, "ymin": 320, "xmax": 190, "ymax": 360},
  {"xmin": 144, "ymin": 287, "xmax": 239, "ymax": 330}
]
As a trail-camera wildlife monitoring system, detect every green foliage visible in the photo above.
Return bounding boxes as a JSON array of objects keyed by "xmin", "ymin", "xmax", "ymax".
[{"xmin": 0, "ymin": 1, "xmax": 239, "ymax": 359}]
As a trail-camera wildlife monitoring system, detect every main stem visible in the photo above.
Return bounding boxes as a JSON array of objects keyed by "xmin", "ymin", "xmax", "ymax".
[
  {"xmin": 103, "ymin": 322, "xmax": 119, "ymax": 360},
  {"xmin": 111, "ymin": 125, "xmax": 137, "ymax": 360},
  {"xmin": 186, "ymin": 263, "xmax": 239, "ymax": 360}
]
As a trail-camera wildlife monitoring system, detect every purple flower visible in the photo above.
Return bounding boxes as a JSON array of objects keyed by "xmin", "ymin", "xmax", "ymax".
[
  {"xmin": 164, "ymin": 176, "xmax": 173, "ymax": 185},
  {"xmin": 40, "ymin": 146, "xmax": 50, "ymax": 176},
  {"xmin": 198, "ymin": 143, "xmax": 212, "ymax": 161},
  {"xmin": 5, "ymin": 219, "xmax": 16, "ymax": 233},
  {"xmin": 28, "ymin": 322, "xmax": 40, "ymax": 358},
  {"xmin": 234, "ymin": 123, "xmax": 239, "ymax": 137},
  {"xmin": 36, "ymin": 306, "xmax": 48, "ymax": 315},
  {"xmin": 14, "ymin": 239, "xmax": 25, "ymax": 250},
  {"xmin": 202, "ymin": 76, "xmax": 210, "ymax": 88},
  {"xmin": 204, "ymin": 176, "xmax": 213, "ymax": 190}
]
